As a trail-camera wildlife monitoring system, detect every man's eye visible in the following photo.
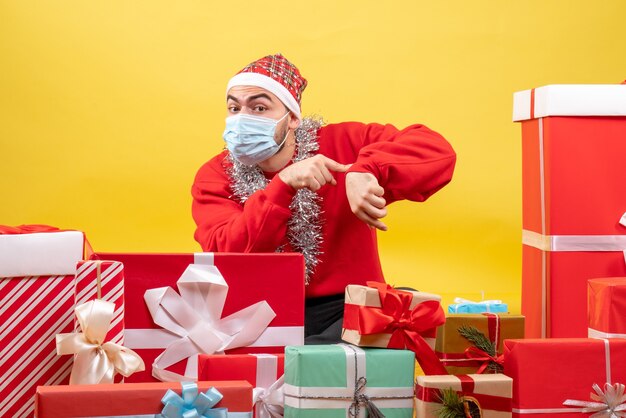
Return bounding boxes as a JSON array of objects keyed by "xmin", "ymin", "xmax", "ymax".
[
  {"xmin": 228, "ymin": 106, "xmax": 240, "ymax": 112},
  {"xmin": 254, "ymin": 106, "xmax": 267, "ymax": 112}
]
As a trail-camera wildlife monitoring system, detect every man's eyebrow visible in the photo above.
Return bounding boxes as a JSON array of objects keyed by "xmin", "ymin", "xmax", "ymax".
[
  {"xmin": 226, "ymin": 93, "xmax": 275, "ymax": 103},
  {"xmin": 248, "ymin": 93, "xmax": 274, "ymax": 102}
]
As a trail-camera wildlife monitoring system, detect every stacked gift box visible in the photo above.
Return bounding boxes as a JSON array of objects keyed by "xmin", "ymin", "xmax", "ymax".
[{"xmin": 504, "ymin": 83, "xmax": 626, "ymax": 416}]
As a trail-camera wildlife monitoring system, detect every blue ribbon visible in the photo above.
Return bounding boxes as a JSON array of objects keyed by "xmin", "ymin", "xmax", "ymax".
[{"xmin": 161, "ymin": 382, "xmax": 229, "ymax": 418}]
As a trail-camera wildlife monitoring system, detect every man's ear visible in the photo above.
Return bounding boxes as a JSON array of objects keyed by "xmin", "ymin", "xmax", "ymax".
[{"xmin": 288, "ymin": 112, "xmax": 300, "ymax": 130}]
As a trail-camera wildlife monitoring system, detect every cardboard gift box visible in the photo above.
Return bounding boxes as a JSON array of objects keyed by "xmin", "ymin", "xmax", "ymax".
[
  {"xmin": 588, "ymin": 277, "xmax": 626, "ymax": 338},
  {"xmin": 435, "ymin": 314, "xmax": 524, "ymax": 375},
  {"xmin": 34, "ymin": 380, "xmax": 253, "ymax": 418},
  {"xmin": 415, "ymin": 374, "xmax": 512, "ymax": 417},
  {"xmin": 283, "ymin": 344, "xmax": 415, "ymax": 418},
  {"xmin": 199, "ymin": 353, "xmax": 284, "ymax": 418},
  {"xmin": 91, "ymin": 252, "xmax": 305, "ymax": 382},
  {"xmin": 0, "ymin": 226, "xmax": 86, "ymax": 418},
  {"xmin": 513, "ymin": 84, "xmax": 626, "ymax": 338},
  {"xmin": 503, "ymin": 338, "xmax": 626, "ymax": 417},
  {"xmin": 342, "ymin": 282, "xmax": 446, "ymax": 375}
]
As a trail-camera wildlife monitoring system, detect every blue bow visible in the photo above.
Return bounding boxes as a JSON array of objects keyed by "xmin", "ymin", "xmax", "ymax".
[{"xmin": 161, "ymin": 382, "xmax": 228, "ymax": 418}]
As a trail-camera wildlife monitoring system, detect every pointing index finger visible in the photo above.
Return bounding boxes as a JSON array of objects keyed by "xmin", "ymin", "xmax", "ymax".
[{"xmin": 321, "ymin": 156, "xmax": 351, "ymax": 173}]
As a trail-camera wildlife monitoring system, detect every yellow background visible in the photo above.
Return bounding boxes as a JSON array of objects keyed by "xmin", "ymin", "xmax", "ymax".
[{"xmin": 2, "ymin": 1, "xmax": 625, "ymax": 313}]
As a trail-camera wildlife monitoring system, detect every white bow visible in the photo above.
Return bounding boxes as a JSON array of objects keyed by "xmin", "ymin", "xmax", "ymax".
[
  {"xmin": 253, "ymin": 375, "xmax": 285, "ymax": 418},
  {"xmin": 144, "ymin": 263, "xmax": 276, "ymax": 381},
  {"xmin": 564, "ymin": 383, "xmax": 626, "ymax": 417}
]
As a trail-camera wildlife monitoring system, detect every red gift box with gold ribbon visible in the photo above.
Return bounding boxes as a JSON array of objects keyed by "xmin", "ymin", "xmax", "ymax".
[{"xmin": 341, "ymin": 281, "xmax": 447, "ymax": 375}]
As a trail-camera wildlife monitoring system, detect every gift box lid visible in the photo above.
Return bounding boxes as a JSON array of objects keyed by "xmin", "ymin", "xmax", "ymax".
[
  {"xmin": 0, "ymin": 230, "xmax": 85, "ymax": 277},
  {"xmin": 513, "ymin": 84, "xmax": 626, "ymax": 121}
]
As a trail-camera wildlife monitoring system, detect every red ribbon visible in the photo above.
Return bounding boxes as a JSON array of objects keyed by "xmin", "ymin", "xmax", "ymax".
[
  {"xmin": 463, "ymin": 346, "xmax": 505, "ymax": 374},
  {"xmin": 416, "ymin": 374, "xmax": 511, "ymax": 412},
  {"xmin": 0, "ymin": 224, "xmax": 61, "ymax": 234},
  {"xmin": 343, "ymin": 281, "xmax": 447, "ymax": 375}
]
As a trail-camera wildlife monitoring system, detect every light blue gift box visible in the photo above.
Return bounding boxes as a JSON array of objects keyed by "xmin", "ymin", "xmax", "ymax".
[{"xmin": 447, "ymin": 298, "xmax": 508, "ymax": 314}]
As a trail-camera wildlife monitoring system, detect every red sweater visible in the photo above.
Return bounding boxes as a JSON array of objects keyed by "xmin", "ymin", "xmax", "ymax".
[{"xmin": 191, "ymin": 121, "xmax": 456, "ymax": 298}]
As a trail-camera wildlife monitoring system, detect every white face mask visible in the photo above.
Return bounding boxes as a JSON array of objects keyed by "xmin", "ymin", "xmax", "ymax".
[{"xmin": 222, "ymin": 112, "xmax": 290, "ymax": 166}]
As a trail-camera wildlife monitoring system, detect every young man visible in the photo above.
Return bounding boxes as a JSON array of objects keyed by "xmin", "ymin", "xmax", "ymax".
[{"xmin": 191, "ymin": 53, "xmax": 456, "ymax": 343}]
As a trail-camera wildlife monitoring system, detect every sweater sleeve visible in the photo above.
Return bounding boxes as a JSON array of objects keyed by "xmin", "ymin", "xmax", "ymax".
[
  {"xmin": 340, "ymin": 122, "xmax": 457, "ymax": 204},
  {"xmin": 191, "ymin": 155, "xmax": 297, "ymax": 252}
]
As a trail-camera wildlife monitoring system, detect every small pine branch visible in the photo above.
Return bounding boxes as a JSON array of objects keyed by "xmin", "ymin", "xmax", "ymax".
[
  {"xmin": 436, "ymin": 388, "xmax": 466, "ymax": 418},
  {"xmin": 457, "ymin": 325, "xmax": 496, "ymax": 357},
  {"xmin": 458, "ymin": 325, "xmax": 503, "ymax": 373}
]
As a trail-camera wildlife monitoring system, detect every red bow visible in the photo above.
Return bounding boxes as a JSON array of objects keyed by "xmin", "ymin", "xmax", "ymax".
[
  {"xmin": 463, "ymin": 346, "xmax": 504, "ymax": 374},
  {"xmin": 348, "ymin": 282, "xmax": 448, "ymax": 375}
]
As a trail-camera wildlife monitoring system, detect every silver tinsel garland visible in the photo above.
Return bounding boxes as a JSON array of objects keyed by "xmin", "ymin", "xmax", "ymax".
[{"xmin": 226, "ymin": 117, "xmax": 324, "ymax": 284}]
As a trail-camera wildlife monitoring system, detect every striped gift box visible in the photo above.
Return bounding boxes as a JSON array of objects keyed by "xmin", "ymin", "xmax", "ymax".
[
  {"xmin": 0, "ymin": 275, "xmax": 76, "ymax": 418},
  {"xmin": 74, "ymin": 260, "xmax": 124, "ymax": 346}
]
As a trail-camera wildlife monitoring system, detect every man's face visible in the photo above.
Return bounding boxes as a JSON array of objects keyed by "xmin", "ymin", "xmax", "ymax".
[{"xmin": 226, "ymin": 85, "xmax": 298, "ymax": 144}]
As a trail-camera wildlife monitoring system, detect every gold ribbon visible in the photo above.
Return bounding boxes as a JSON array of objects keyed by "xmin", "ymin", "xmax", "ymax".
[
  {"xmin": 563, "ymin": 383, "xmax": 626, "ymax": 417},
  {"xmin": 56, "ymin": 299, "xmax": 145, "ymax": 384}
]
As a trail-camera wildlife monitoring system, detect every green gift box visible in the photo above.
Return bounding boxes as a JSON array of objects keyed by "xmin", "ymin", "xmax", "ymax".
[{"xmin": 284, "ymin": 344, "xmax": 415, "ymax": 418}]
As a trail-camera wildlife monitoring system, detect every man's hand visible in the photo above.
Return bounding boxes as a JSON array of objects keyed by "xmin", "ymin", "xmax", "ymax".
[
  {"xmin": 346, "ymin": 172, "xmax": 388, "ymax": 231},
  {"xmin": 278, "ymin": 155, "xmax": 350, "ymax": 192}
]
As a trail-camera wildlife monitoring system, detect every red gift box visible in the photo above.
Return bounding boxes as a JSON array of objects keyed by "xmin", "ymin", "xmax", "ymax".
[
  {"xmin": 91, "ymin": 252, "xmax": 305, "ymax": 382},
  {"xmin": 74, "ymin": 260, "xmax": 124, "ymax": 345},
  {"xmin": 588, "ymin": 277, "xmax": 626, "ymax": 338},
  {"xmin": 503, "ymin": 338, "xmax": 626, "ymax": 417},
  {"xmin": 199, "ymin": 353, "xmax": 284, "ymax": 418},
  {"xmin": 0, "ymin": 226, "xmax": 86, "ymax": 418},
  {"xmin": 514, "ymin": 84, "xmax": 626, "ymax": 338},
  {"xmin": 34, "ymin": 380, "xmax": 253, "ymax": 418}
]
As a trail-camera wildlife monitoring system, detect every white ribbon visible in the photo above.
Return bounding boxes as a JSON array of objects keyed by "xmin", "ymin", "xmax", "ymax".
[
  {"xmin": 251, "ymin": 354, "xmax": 284, "ymax": 418},
  {"xmin": 144, "ymin": 263, "xmax": 276, "ymax": 381},
  {"xmin": 253, "ymin": 375, "xmax": 285, "ymax": 418},
  {"xmin": 564, "ymin": 383, "xmax": 626, "ymax": 417},
  {"xmin": 56, "ymin": 300, "xmax": 145, "ymax": 384},
  {"xmin": 589, "ymin": 328, "xmax": 626, "ymax": 340}
]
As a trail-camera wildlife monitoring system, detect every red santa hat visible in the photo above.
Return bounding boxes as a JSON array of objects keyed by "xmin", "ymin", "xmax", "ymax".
[{"xmin": 226, "ymin": 53, "xmax": 307, "ymax": 120}]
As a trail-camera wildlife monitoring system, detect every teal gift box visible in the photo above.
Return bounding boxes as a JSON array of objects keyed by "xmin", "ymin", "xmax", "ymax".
[{"xmin": 284, "ymin": 344, "xmax": 415, "ymax": 418}]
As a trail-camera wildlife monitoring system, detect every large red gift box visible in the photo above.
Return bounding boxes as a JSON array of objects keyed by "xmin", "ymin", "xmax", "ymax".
[
  {"xmin": 0, "ymin": 227, "xmax": 85, "ymax": 418},
  {"xmin": 513, "ymin": 84, "xmax": 626, "ymax": 338},
  {"xmin": 199, "ymin": 353, "xmax": 284, "ymax": 418},
  {"xmin": 588, "ymin": 277, "xmax": 626, "ymax": 338},
  {"xmin": 34, "ymin": 380, "xmax": 253, "ymax": 417},
  {"xmin": 503, "ymin": 338, "xmax": 626, "ymax": 417},
  {"xmin": 91, "ymin": 252, "xmax": 305, "ymax": 382}
]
